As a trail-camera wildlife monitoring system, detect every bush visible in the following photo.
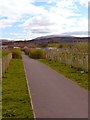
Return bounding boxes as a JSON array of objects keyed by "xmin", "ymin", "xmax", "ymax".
[
  {"xmin": 2, "ymin": 49, "xmax": 10, "ymax": 57},
  {"xmin": 29, "ymin": 49, "xmax": 46, "ymax": 59},
  {"xmin": 58, "ymin": 44, "xmax": 63, "ymax": 48},
  {"xmin": 24, "ymin": 48, "xmax": 30, "ymax": 55},
  {"xmin": 12, "ymin": 49, "xmax": 22, "ymax": 59},
  {"xmin": 37, "ymin": 43, "xmax": 48, "ymax": 48}
]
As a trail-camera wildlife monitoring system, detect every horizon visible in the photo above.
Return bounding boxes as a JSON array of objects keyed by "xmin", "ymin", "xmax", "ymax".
[
  {"xmin": 0, "ymin": 0, "xmax": 89, "ymax": 40},
  {"xmin": 0, "ymin": 34, "xmax": 89, "ymax": 41}
]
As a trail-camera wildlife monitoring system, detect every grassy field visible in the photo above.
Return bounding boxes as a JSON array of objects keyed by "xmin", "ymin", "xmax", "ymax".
[
  {"xmin": 2, "ymin": 59, "xmax": 34, "ymax": 118},
  {"xmin": 48, "ymin": 42, "xmax": 88, "ymax": 52},
  {"xmin": 39, "ymin": 59, "xmax": 88, "ymax": 90}
]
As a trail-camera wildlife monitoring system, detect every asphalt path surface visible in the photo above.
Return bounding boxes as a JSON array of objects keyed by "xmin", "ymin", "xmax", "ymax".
[{"xmin": 22, "ymin": 53, "xmax": 88, "ymax": 118}]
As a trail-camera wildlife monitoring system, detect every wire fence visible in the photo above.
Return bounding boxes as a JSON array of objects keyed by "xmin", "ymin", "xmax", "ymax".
[
  {"xmin": 46, "ymin": 49, "xmax": 88, "ymax": 72},
  {"xmin": 2, "ymin": 53, "xmax": 12, "ymax": 76}
]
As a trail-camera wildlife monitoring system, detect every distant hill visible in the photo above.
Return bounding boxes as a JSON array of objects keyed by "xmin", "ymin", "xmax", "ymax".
[
  {"xmin": 1, "ymin": 35, "xmax": 89, "ymax": 47},
  {"xmin": 28, "ymin": 35, "xmax": 89, "ymax": 44}
]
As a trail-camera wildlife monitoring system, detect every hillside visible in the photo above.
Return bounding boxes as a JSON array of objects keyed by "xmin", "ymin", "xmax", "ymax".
[
  {"xmin": 28, "ymin": 35, "xmax": 89, "ymax": 44},
  {"xmin": 1, "ymin": 36, "xmax": 89, "ymax": 48}
]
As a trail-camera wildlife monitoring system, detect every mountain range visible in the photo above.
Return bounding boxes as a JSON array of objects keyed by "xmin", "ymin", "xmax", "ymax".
[
  {"xmin": 28, "ymin": 35, "xmax": 89, "ymax": 44},
  {"xmin": 1, "ymin": 35, "xmax": 89, "ymax": 45}
]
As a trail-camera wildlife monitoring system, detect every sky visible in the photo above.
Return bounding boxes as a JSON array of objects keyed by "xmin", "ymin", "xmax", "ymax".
[{"xmin": 0, "ymin": 0, "xmax": 89, "ymax": 40}]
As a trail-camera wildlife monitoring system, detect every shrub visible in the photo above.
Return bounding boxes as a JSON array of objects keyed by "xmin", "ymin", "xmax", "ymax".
[
  {"xmin": 24, "ymin": 48, "xmax": 30, "ymax": 55},
  {"xmin": 12, "ymin": 48, "xmax": 22, "ymax": 59},
  {"xmin": 29, "ymin": 49, "xmax": 46, "ymax": 59},
  {"xmin": 2, "ymin": 49, "xmax": 10, "ymax": 57},
  {"xmin": 37, "ymin": 43, "xmax": 48, "ymax": 48},
  {"xmin": 58, "ymin": 44, "xmax": 63, "ymax": 48}
]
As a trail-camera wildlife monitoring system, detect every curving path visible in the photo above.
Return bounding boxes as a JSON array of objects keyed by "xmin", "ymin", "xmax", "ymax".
[{"xmin": 22, "ymin": 53, "xmax": 88, "ymax": 118}]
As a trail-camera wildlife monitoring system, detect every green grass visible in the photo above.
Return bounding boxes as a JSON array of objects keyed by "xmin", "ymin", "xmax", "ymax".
[
  {"xmin": 48, "ymin": 43, "xmax": 60, "ymax": 48},
  {"xmin": 0, "ymin": 50, "xmax": 2, "ymax": 57},
  {"xmin": 39, "ymin": 59, "xmax": 88, "ymax": 90},
  {"xmin": 2, "ymin": 59, "xmax": 34, "ymax": 118},
  {"xmin": 2, "ymin": 50, "xmax": 10, "ymax": 57}
]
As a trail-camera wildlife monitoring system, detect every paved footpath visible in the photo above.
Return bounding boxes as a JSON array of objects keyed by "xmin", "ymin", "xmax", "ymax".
[{"xmin": 22, "ymin": 53, "xmax": 88, "ymax": 118}]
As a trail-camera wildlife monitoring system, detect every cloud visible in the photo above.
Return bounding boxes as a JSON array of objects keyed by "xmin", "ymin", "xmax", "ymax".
[
  {"xmin": 0, "ymin": 0, "xmax": 47, "ymax": 28},
  {"xmin": 19, "ymin": 0, "xmax": 88, "ymax": 38},
  {"xmin": 63, "ymin": 31, "xmax": 88, "ymax": 37},
  {"xmin": 0, "ymin": 0, "xmax": 88, "ymax": 39},
  {"xmin": 44, "ymin": 0, "xmax": 89, "ymax": 7}
]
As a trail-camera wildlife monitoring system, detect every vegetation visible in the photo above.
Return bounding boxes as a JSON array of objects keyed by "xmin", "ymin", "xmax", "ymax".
[
  {"xmin": 2, "ymin": 59, "xmax": 34, "ymax": 118},
  {"xmin": 48, "ymin": 43, "xmax": 74, "ymax": 48},
  {"xmin": 29, "ymin": 49, "xmax": 46, "ymax": 59},
  {"xmin": 46, "ymin": 42, "xmax": 88, "ymax": 72},
  {"xmin": 24, "ymin": 48, "xmax": 46, "ymax": 59},
  {"xmin": 24, "ymin": 48, "xmax": 30, "ymax": 55},
  {"xmin": 48, "ymin": 42, "xmax": 88, "ymax": 51},
  {"xmin": 39, "ymin": 59, "xmax": 88, "ymax": 90},
  {"xmin": 74, "ymin": 42, "xmax": 88, "ymax": 53},
  {"xmin": 48, "ymin": 43, "xmax": 60, "ymax": 48},
  {"xmin": 36, "ymin": 43, "xmax": 48, "ymax": 48},
  {"xmin": 0, "ymin": 51, "xmax": 1, "ymax": 57},
  {"xmin": 2, "ymin": 49, "xmax": 10, "ymax": 57},
  {"xmin": 12, "ymin": 48, "xmax": 22, "ymax": 59}
]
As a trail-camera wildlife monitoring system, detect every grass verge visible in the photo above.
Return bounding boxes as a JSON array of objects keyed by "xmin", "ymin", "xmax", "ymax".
[
  {"xmin": 2, "ymin": 59, "xmax": 34, "ymax": 118},
  {"xmin": 39, "ymin": 59, "xmax": 88, "ymax": 90}
]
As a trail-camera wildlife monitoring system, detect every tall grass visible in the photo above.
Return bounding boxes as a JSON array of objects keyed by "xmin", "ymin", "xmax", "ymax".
[{"xmin": 74, "ymin": 42, "xmax": 88, "ymax": 53}]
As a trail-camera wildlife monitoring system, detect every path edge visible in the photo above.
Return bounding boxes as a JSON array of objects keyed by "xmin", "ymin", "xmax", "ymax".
[{"xmin": 22, "ymin": 57, "xmax": 36, "ymax": 119}]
